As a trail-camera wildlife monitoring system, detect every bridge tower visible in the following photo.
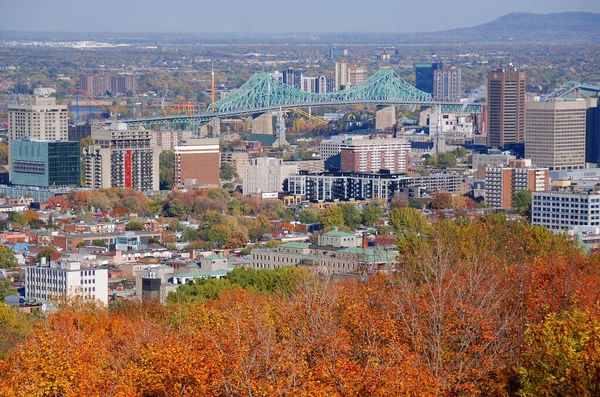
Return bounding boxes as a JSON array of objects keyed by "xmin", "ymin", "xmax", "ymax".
[
  {"xmin": 251, "ymin": 112, "xmax": 274, "ymax": 135},
  {"xmin": 375, "ymin": 105, "xmax": 396, "ymax": 131}
]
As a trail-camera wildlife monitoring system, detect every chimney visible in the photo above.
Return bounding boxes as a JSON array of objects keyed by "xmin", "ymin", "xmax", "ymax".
[{"xmin": 362, "ymin": 231, "xmax": 368, "ymax": 249}]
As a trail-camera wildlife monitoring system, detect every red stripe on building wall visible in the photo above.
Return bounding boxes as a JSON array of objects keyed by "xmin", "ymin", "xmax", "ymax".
[{"xmin": 124, "ymin": 150, "xmax": 132, "ymax": 188}]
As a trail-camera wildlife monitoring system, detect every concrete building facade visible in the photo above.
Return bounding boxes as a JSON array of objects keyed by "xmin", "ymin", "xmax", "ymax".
[
  {"xmin": 221, "ymin": 148, "xmax": 249, "ymax": 182},
  {"xmin": 487, "ymin": 68, "xmax": 526, "ymax": 147},
  {"xmin": 532, "ymin": 189, "xmax": 600, "ymax": 232},
  {"xmin": 8, "ymin": 96, "xmax": 68, "ymax": 141},
  {"xmin": 339, "ymin": 139, "xmax": 410, "ymax": 174},
  {"xmin": 26, "ymin": 258, "xmax": 108, "ymax": 305},
  {"xmin": 433, "ymin": 67, "xmax": 462, "ymax": 102},
  {"xmin": 525, "ymin": 98, "xmax": 595, "ymax": 170},
  {"xmin": 243, "ymin": 157, "xmax": 298, "ymax": 195}
]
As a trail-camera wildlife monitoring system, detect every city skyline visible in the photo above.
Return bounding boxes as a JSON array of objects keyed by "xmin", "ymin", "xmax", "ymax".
[{"xmin": 3, "ymin": 0, "xmax": 600, "ymax": 34}]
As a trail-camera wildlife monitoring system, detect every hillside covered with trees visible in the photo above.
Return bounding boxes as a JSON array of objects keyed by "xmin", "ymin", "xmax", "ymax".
[{"xmin": 2, "ymin": 215, "xmax": 600, "ymax": 396}]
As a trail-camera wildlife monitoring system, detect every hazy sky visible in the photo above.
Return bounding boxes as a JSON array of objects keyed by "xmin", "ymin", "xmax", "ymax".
[{"xmin": 3, "ymin": 0, "xmax": 600, "ymax": 33}]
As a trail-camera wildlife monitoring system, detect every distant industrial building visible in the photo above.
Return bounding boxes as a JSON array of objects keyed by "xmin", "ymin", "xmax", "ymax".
[
  {"xmin": 84, "ymin": 123, "xmax": 160, "ymax": 191},
  {"xmin": 433, "ymin": 67, "xmax": 462, "ymax": 102},
  {"xmin": 525, "ymin": 98, "xmax": 595, "ymax": 170},
  {"xmin": 8, "ymin": 96, "xmax": 68, "ymax": 141},
  {"xmin": 173, "ymin": 138, "xmax": 220, "ymax": 187},
  {"xmin": 243, "ymin": 157, "xmax": 298, "ymax": 195},
  {"xmin": 414, "ymin": 62, "xmax": 443, "ymax": 95},
  {"xmin": 10, "ymin": 139, "xmax": 81, "ymax": 188},
  {"xmin": 487, "ymin": 68, "xmax": 526, "ymax": 147}
]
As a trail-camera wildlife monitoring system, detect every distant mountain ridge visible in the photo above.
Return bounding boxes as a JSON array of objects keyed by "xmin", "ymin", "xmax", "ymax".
[{"xmin": 427, "ymin": 12, "xmax": 600, "ymax": 42}]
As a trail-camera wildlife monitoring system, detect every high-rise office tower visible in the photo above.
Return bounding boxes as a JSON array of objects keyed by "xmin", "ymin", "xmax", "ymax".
[
  {"xmin": 282, "ymin": 68, "xmax": 302, "ymax": 89},
  {"xmin": 334, "ymin": 61, "xmax": 349, "ymax": 91},
  {"xmin": 585, "ymin": 100, "xmax": 600, "ymax": 165},
  {"xmin": 433, "ymin": 67, "xmax": 462, "ymax": 101},
  {"xmin": 8, "ymin": 96, "xmax": 68, "ymax": 141},
  {"xmin": 414, "ymin": 62, "xmax": 442, "ymax": 95},
  {"xmin": 84, "ymin": 123, "xmax": 160, "ymax": 191},
  {"xmin": 487, "ymin": 68, "xmax": 526, "ymax": 147},
  {"xmin": 348, "ymin": 65, "xmax": 368, "ymax": 87},
  {"xmin": 525, "ymin": 98, "xmax": 595, "ymax": 170}
]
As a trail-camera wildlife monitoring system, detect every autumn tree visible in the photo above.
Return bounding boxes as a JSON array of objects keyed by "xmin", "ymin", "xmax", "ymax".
[
  {"xmin": 125, "ymin": 221, "xmax": 145, "ymax": 231},
  {"xmin": 430, "ymin": 192, "xmax": 453, "ymax": 209},
  {"xmin": 388, "ymin": 207, "xmax": 428, "ymax": 234},
  {"xmin": 298, "ymin": 209, "xmax": 321, "ymax": 224},
  {"xmin": 322, "ymin": 205, "xmax": 345, "ymax": 229}
]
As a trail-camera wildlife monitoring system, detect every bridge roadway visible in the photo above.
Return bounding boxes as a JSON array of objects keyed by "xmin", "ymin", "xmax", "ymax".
[{"xmin": 107, "ymin": 101, "xmax": 483, "ymax": 129}]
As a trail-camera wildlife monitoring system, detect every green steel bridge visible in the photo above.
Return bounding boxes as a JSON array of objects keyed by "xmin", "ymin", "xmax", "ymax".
[{"xmin": 113, "ymin": 68, "xmax": 482, "ymax": 129}]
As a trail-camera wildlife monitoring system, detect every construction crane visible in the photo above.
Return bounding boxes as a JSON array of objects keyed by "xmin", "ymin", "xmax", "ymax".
[
  {"xmin": 69, "ymin": 89, "xmax": 109, "ymax": 119},
  {"xmin": 1, "ymin": 96, "xmax": 20, "ymax": 113}
]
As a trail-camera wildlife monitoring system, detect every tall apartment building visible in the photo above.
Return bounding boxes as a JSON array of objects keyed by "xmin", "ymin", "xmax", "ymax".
[
  {"xmin": 415, "ymin": 62, "xmax": 443, "ymax": 95},
  {"xmin": 173, "ymin": 138, "xmax": 220, "ymax": 186},
  {"xmin": 487, "ymin": 68, "xmax": 526, "ymax": 147},
  {"xmin": 532, "ymin": 189, "xmax": 600, "ymax": 232},
  {"xmin": 26, "ymin": 257, "xmax": 108, "ymax": 305},
  {"xmin": 525, "ymin": 98, "xmax": 595, "ymax": 170},
  {"xmin": 282, "ymin": 68, "xmax": 302, "ymax": 89},
  {"xmin": 8, "ymin": 96, "xmax": 68, "ymax": 141},
  {"xmin": 340, "ymin": 139, "xmax": 409, "ymax": 174},
  {"xmin": 433, "ymin": 67, "xmax": 462, "ymax": 102},
  {"xmin": 84, "ymin": 123, "xmax": 160, "ymax": 191},
  {"xmin": 334, "ymin": 61, "xmax": 349, "ymax": 91},
  {"xmin": 243, "ymin": 157, "xmax": 298, "ymax": 195},
  {"xmin": 480, "ymin": 159, "xmax": 549, "ymax": 209},
  {"xmin": 320, "ymin": 135, "xmax": 369, "ymax": 170},
  {"xmin": 221, "ymin": 148, "xmax": 249, "ymax": 182},
  {"xmin": 318, "ymin": 76, "xmax": 334, "ymax": 93},
  {"xmin": 10, "ymin": 139, "xmax": 81, "ymax": 188},
  {"xmin": 321, "ymin": 138, "xmax": 410, "ymax": 174},
  {"xmin": 348, "ymin": 65, "xmax": 368, "ymax": 87},
  {"xmin": 301, "ymin": 77, "xmax": 319, "ymax": 93},
  {"xmin": 80, "ymin": 73, "xmax": 136, "ymax": 96},
  {"xmin": 152, "ymin": 129, "xmax": 193, "ymax": 151}
]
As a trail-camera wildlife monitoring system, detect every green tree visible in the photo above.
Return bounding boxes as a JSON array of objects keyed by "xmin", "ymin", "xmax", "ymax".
[
  {"xmin": 0, "ymin": 246, "xmax": 18, "ymax": 269},
  {"xmin": 322, "ymin": 205, "xmax": 345, "ymax": 229},
  {"xmin": 92, "ymin": 239, "xmax": 107, "ymax": 247},
  {"xmin": 0, "ymin": 279, "xmax": 17, "ymax": 301},
  {"xmin": 452, "ymin": 146, "xmax": 468, "ymax": 158},
  {"xmin": 181, "ymin": 227, "xmax": 200, "ymax": 242},
  {"xmin": 408, "ymin": 198, "xmax": 424, "ymax": 210},
  {"xmin": 125, "ymin": 221, "xmax": 145, "ymax": 231},
  {"xmin": 513, "ymin": 189, "xmax": 532, "ymax": 218},
  {"xmin": 34, "ymin": 247, "xmax": 58, "ymax": 264},
  {"xmin": 389, "ymin": 207, "xmax": 429, "ymax": 234},
  {"xmin": 208, "ymin": 224, "xmax": 230, "ymax": 247},
  {"xmin": 339, "ymin": 203, "xmax": 362, "ymax": 229},
  {"xmin": 159, "ymin": 151, "xmax": 174, "ymax": 190},
  {"xmin": 436, "ymin": 152, "xmax": 457, "ymax": 169},
  {"xmin": 298, "ymin": 209, "xmax": 321, "ymax": 224},
  {"xmin": 220, "ymin": 163, "xmax": 238, "ymax": 181},
  {"xmin": 362, "ymin": 205, "xmax": 384, "ymax": 227},
  {"xmin": 423, "ymin": 154, "xmax": 435, "ymax": 166}
]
